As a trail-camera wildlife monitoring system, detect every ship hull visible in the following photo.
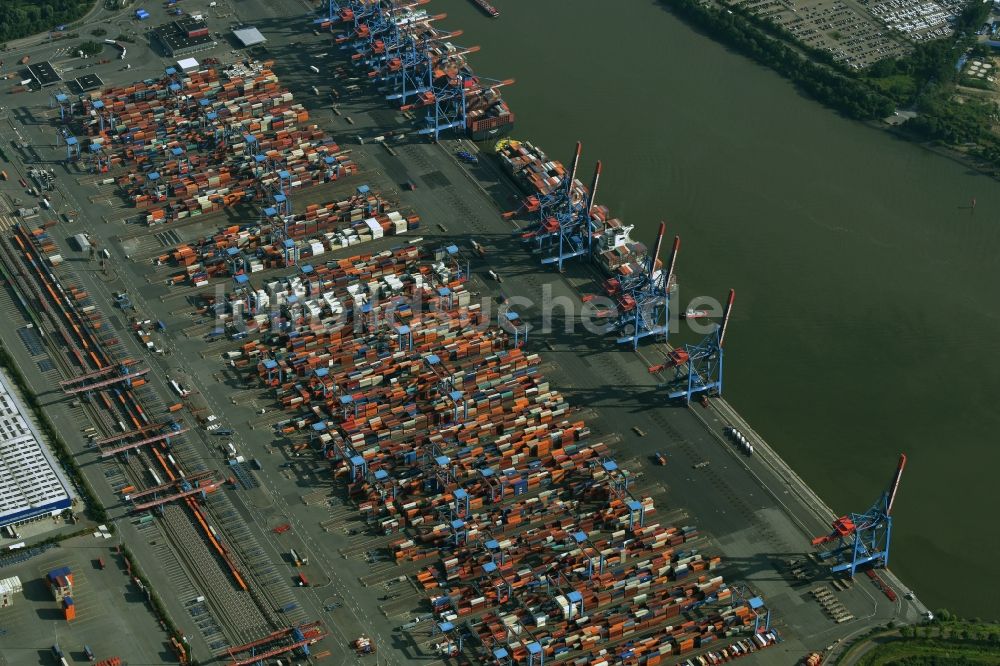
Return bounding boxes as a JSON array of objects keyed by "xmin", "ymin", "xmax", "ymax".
[{"xmin": 469, "ymin": 114, "xmax": 515, "ymax": 142}]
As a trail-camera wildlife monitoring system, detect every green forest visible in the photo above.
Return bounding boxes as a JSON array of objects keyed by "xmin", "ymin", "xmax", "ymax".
[
  {"xmin": 0, "ymin": 0, "xmax": 96, "ymax": 42},
  {"xmin": 840, "ymin": 612, "xmax": 1000, "ymax": 665}
]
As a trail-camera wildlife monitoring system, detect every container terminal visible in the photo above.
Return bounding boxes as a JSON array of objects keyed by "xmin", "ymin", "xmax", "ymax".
[{"xmin": 0, "ymin": 0, "xmax": 931, "ymax": 664}]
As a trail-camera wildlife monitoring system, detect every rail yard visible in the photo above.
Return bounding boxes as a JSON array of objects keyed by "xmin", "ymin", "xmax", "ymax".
[{"xmin": 0, "ymin": 0, "xmax": 931, "ymax": 665}]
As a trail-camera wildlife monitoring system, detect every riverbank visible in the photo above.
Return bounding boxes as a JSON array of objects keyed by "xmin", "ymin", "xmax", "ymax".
[
  {"xmin": 885, "ymin": 123, "xmax": 1000, "ymax": 182},
  {"xmin": 835, "ymin": 616, "xmax": 1000, "ymax": 665},
  {"xmin": 657, "ymin": 0, "xmax": 1000, "ymax": 181}
]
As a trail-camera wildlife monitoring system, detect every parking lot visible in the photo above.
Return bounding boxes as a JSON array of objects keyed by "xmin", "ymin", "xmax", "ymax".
[
  {"xmin": 726, "ymin": 0, "xmax": 955, "ymax": 68},
  {"xmin": 0, "ymin": 535, "xmax": 169, "ymax": 665}
]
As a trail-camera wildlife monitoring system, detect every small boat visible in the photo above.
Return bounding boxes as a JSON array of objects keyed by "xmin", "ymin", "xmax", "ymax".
[
  {"xmin": 469, "ymin": 0, "xmax": 500, "ymax": 18},
  {"xmin": 681, "ymin": 309, "xmax": 709, "ymax": 319}
]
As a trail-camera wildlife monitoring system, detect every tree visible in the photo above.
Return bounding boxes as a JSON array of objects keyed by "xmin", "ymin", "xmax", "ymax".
[
  {"xmin": 0, "ymin": 0, "xmax": 96, "ymax": 42},
  {"xmin": 78, "ymin": 39, "xmax": 102, "ymax": 56}
]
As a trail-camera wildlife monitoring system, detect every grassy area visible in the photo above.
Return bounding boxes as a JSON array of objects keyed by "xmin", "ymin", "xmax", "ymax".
[
  {"xmin": 839, "ymin": 614, "xmax": 1000, "ymax": 665},
  {"xmin": 959, "ymin": 76, "xmax": 994, "ymax": 91},
  {"xmin": 865, "ymin": 73, "xmax": 918, "ymax": 101}
]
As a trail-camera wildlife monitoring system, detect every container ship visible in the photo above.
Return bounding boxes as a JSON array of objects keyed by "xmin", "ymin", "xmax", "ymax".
[
  {"xmin": 495, "ymin": 138, "xmax": 650, "ymax": 277},
  {"xmin": 467, "ymin": 90, "xmax": 514, "ymax": 140},
  {"xmin": 468, "ymin": 0, "xmax": 500, "ymax": 18}
]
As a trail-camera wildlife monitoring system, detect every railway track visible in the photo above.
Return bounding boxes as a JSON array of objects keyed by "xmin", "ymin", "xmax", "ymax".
[{"xmin": 0, "ymin": 223, "xmax": 295, "ymax": 657}]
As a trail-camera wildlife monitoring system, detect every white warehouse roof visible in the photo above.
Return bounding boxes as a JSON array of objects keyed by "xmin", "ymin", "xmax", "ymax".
[
  {"xmin": 232, "ymin": 27, "xmax": 265, "ymax": 47},
  {"xmin": 0, "ymin": 575, "xmax": 22, "ymax": 596},
  {"xmin": 177, "ymin": 57, "xmax": 200, "ymax": 71},
  {"xmin": 0, "ymin": 369, "xmax": 73, "ymax": 527}
]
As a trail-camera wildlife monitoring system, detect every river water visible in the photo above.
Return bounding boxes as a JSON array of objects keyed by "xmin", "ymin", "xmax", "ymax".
[{"xmin": 431, "ymin": 0, "xmax": 1000, "ymax": 618}]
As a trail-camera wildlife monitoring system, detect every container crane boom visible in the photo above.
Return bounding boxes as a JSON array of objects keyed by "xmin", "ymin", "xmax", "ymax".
[
  {"xmin": 566, "ymin": 142, "xmax": 582, "ymax": 204},
  {"xmin": 587, "ymin": 160, "xmax": 602, "ymax": 214},
  {"xmin": 664, "ymin": 235, "xmax": 680, "ymax": 293},
  {"xmin": 650, "ymin": 221, "xmax": 666, "ymax": 275},
  {"xmin": 887, "ymin": 453, "xmax": 906, "ymax": 515},
  {"xmin": 718, "ymin": 289, "xmax": 735, "ymax": 348}
]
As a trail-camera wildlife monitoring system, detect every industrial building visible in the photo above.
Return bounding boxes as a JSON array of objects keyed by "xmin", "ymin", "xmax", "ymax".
[
  {"xmin": 74, "ymin": 73, "xmax": 105, "ymax": 93},
  {"xmin": 27, "ymin": 61, "xmax": 61, "ymax": 87},
  {"xmin": 152, "ymin": 17, "xmax": 213, "ymax": 56},
  {"xmin": 0, "ymin": 369, "xmax": 73, "ymax": 529},
  {"xmin": 231, "ymin": 26, "xmax": 266, "ymax": 48}
]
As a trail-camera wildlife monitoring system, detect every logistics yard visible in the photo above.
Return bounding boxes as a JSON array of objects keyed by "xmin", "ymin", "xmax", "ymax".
[{"xmin": 0, "ymin": 0, "xmax": 930, "ymax": 664}]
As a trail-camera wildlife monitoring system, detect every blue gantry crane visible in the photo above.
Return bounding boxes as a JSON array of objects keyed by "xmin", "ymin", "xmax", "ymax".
[
  {"xmin": 314, "ymin": 0, "xmax": 343, "ymax": 25},
  {"xmin": 341, "ymin": 3, "xmax": 408, "ymax": 64},
  {"xmin": 334, "ymin": 0, "xmax": 382, "ymax": 46},
  {"xmin": 649, "ymin": 288, "xmax": 734, "ymax": 403},
  {"xmin": 400, "ymin": 56, "xmax": 513, "ymax": 141},
  {"xmin": 256, "ymin": 153, "xmax": 293, "ymax": 257},
  {"xmin": 340, "ymin": 1, "xmax": 512, "ymax": 141},
  {"xmin": 601, "ymin": 222, "xmax": 678, "ymax": 350},
  {"xmin": 519, "ymin": 142, "xmax": 602, "ymax": 272},
  {"xmin": 51, "ymin": 92, "xmax": 71, "ymax": 122},
  {"xmin": 812, "ymin": 454, "xmax": 907, "ymax": 576}
]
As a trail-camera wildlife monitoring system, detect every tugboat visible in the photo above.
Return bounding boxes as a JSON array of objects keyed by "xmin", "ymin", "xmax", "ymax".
[{"xmin": 469, "ymin": 0, "xmax": 500, "ymax": 18}]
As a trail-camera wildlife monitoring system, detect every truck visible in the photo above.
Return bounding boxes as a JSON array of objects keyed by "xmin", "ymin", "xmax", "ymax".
[
  {"xmin": 84, "ymin": 645, "xmax": 95, "ymax": 661},
  {"xmin": 297, "ymin": 572, "xmax": 309, "ymax": 587},
  {"xmin": 0, "ymin": 171, "xmax": 7, "ymax": 181},
  {"xmin": 168, "ymin": 378, "xmax": 190, "ymax": 397},
  {"xmin": 72, "ymin": 233, "xmax": 91, "ymax": 252}
]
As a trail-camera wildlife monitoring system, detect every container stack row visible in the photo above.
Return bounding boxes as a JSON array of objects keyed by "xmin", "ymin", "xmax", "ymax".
[
  {"xmin": 75, "ymin": 61, "xmax": 357, "ymax": 225},
  {"xmin": 159, "ymin": 188, "xmax": 420, "ymax": 285},
  {"xmin": 207, "ymin": 244, "xmax": 777, "ymax": 665}
]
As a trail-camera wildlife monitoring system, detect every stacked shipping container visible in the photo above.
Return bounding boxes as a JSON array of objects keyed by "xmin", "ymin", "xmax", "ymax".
[
  {"xmin": 208, "ymin": 244, "xmax": 776, "ymax": 665},
  {"xmin": 76, "ymin": 62, "xmax": 357, "ymax": 226}
]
